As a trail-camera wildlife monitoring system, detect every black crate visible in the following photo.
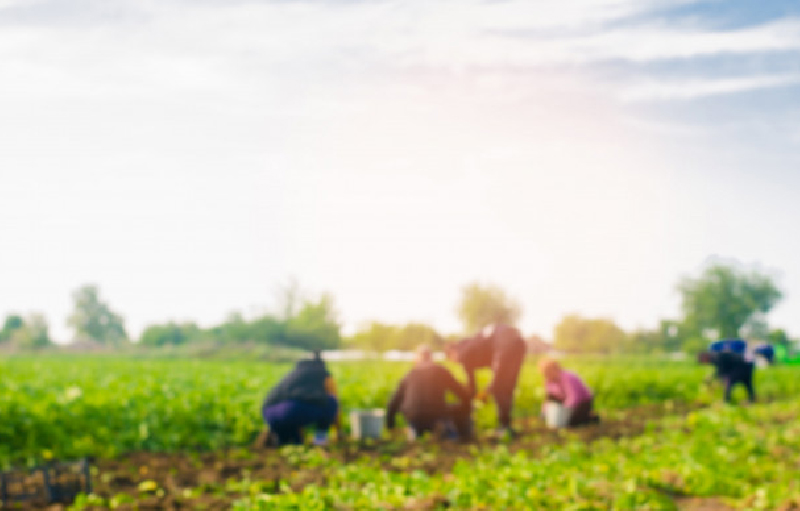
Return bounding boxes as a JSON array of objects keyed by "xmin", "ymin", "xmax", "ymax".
[
  {"xmin": 1, "ymin": 458, "xmax": 92, "ymax": 506},
  {"xmin": 0, "ymin": 468, "xmax": 45, "ymax": 506},
  {"xmin": 41, "ymin": 458, "xmax": 92, "ymax": 504}
]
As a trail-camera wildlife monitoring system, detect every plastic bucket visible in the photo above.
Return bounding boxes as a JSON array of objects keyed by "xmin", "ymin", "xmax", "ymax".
[
  {"xmin": 544, "ymin": 402, "xmax": 569, "ymax": 428},
  {"xmin": 349, "ymin": 409, "xmax": 385, "ymax": 439}
]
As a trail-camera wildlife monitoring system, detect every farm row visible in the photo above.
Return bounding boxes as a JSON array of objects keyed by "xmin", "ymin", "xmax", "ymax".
[
  {"xmin": 3, "ymin": 391, "xmax": 798, "ymax": 509},
  {"xmin": 225, "ymin": 398, "xmax": 800, "ymax": 510},
  {"xmin": 2, "ymin": 356, "xmax": 800, "ymax": 467}
]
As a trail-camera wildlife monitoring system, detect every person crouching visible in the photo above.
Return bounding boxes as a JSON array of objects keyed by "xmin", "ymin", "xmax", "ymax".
[
  {"xmin": 538, "ymin": 357, "xmax": 599, "ymax": 427},
  {"xmin": 386, "ymin": 345, "xmax": 473, "ymax": 440},
  {"xmin": 261, "ymin": 350, "xmax": 339, "ymax": 446}
]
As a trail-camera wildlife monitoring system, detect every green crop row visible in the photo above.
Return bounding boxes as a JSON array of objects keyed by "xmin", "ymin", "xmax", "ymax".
[
  {"xmin": 229, "ymin": 399, "xmax": 800, "ymax": 510},
  {"xmin": 1, "ymin": 356, "xmax": 799, "ymax": 466}
]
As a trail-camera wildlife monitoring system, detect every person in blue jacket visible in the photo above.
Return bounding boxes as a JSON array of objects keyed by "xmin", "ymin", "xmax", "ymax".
[
  {"xmin": 261, "ymin": 350, "xmax": 339, "ymax": 446},
  {"xmin": 699, "ymin": 348, "xmax": 756, "ymax": 404},
  {"xmin": 709, "ymin": 338, "xmax": 748, "ymax": 356}
]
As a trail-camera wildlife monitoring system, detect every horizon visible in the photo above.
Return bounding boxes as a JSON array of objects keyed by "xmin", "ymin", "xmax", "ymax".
[{"xmin": 2, "ymin": 251, "xmax": 792, "ymax": 345}]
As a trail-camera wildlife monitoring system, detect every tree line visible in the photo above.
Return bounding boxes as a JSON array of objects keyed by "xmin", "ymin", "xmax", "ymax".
[{"xmin": 0, "ymin": 259, "xmax": 793, "ymax": 354}]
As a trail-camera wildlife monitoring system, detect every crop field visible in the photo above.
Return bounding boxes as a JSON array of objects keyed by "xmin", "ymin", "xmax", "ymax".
[{"xmin": 2, "ymin": 356, "xmax": 800, "ymax": 510}]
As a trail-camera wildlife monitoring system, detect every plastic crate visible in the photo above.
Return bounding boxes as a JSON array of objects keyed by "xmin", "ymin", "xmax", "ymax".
[
  {"xmin": 0, "ymin": 458, "xmax": 92, "ymax": 506},
  {"xmin": 0, "ymin": 468, "xmax": 45, "ymax": 506},
  {"xmin": 42, "ymin": 458, "xmax": 92, "ymax": 503}
]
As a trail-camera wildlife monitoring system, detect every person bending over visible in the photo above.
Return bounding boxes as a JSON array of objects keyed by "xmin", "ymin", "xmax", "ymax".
[
  {"xmin": 447, "ymin": 324, "xmax": 527, "ymax": 434},
  {"xmin": 699, "ymin": 350, "xmax": 755, "ymax": 404},
  {"xmin": 387, "ymin": 345, "xmax": 473, "ymax": 440}
]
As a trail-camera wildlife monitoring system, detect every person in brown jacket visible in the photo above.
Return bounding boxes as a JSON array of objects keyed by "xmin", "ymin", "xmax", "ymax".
[
  {"xmin": 386, "ymin": 345, "xmax": 473, "ymax": 440},
  {"xmin": 447, "ymin": 324, "xmax": 526, "ymax": 434}
]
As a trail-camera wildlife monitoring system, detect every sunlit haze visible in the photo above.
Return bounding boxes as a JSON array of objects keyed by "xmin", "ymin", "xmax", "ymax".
[{"xmin": 2, "ymin": 0, "xmax": 799, "ymax": 342}]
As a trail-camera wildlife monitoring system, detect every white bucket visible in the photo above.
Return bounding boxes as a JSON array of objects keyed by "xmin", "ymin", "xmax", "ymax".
[
  {"xmin": 349, "ymin": 409, "xmax": 385, "ymax": 439},
  {"xmin": 544, "ymin": 402, "xmax": 569, "ymax": 428}
]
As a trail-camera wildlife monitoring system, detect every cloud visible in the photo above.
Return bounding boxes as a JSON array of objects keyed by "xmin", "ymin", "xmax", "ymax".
[
  {"xmin": 188, "ymin": 4, "xmax": 800, "ymax": 69},
  {"xmin": 1, "ymin": 1, "xmax": 798, "ymax": 100},
  {"xmin": 621, "ymin": 73, "xmax": 800, "ymax": 102},
  {"xmin": 1, "ymin": 0, "xmax": 798, "ymax": 129},
  {"xmin": 402, "ymin": 17, "xmax": 800, "ymax": 69},
  {"xmin": 567, "ymin": 17, "xmax": 800, "ymax": 63}
]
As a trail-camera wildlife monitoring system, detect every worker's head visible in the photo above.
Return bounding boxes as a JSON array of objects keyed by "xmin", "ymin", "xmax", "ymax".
[
  {"xmin": 538, "ymin": 357, "xmax": 562, "ymax": 382},
  {"xmin": 415, "ymin": 344, "xmax": 433, "ymax": 364}
]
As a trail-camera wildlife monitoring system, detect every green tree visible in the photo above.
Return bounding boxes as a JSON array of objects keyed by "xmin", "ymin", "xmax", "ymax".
[
  {"xmin": 659, "ymin": 320, "xmax": 687, "ymax": 352},
  {"xmin": 681, "ymin": 337, "xmax": 707, "ymax": 356},
  {"xmin": 626, "ymin": 329, "xmax": 661, "ymax": 354},
  {"xmin": 139, "ymin": 322, "xmax": 201, "ymax": 347},
  {"xmin": 394, "ymin": 323, "xmax": 443, "ymax": 351},
  {"xmin": 347, "ymin": 322, "xmax": 443, "ymax": 352},
  {"xmin": 248, "ymin": 315, "xmax": 286, "ymax": 345},
  {"xmin": 210, "ymin": 312, "xmax": 252, "ymax": 343},
  {"xmin": 627, "ymin": 320, "xmax": 689, "ymax": 354},
  {"xmin": 67, "ymin": 285, "xmax": 128, "ymax": 345},
  {"xmin": 457, "ymin": 282, "xmax": 521, "ymax": 334},
  {"xmin": 678, "ymin": 262, "xmax": 783, "ymax": 339},
  {"xmin": 553, "ymin": 314, "xmax": 626, "ymax": 354},
  {"xmin": 0, "ymin": 313, "xmax": 24, "ymax": 343},
  {"xmin": 283, "ymin": 294, "xmax": 341, "ymax": 351},
  {"xmin": 767, "ymin": 329, "xmax": 792, "ymax": 350},
  {"xmin": 347, "ymin": 322, "xmax": 399, "ymax": 352},
  {"xmin": 10, "ymin": 313, "xmax": 51, "ymax": 349}
]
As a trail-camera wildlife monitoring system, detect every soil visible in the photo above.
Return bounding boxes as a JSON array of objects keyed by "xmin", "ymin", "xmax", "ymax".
[
  {"xmin": 674, "ymin": 497, "xmax": 735, "ymax": 511},
  {"xmin": 0, "ymin": 401, "xmax": 737, "ymax": 511}
]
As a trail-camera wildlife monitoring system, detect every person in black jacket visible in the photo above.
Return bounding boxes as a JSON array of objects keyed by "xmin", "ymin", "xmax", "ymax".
[
  {"xmin": 261, "ymin": 350, "xmax": 339, "ymax": 445},
  {"xmin": 386, "ymin": 345, "xmax": 472, "ymax": 440},
  {"xmin": 699, "ymin": 350, "xmax": 756, "ymax": 403},
  {"xmin": 447, "ymin": 324, "xmax": 526, "ymax": 433}
]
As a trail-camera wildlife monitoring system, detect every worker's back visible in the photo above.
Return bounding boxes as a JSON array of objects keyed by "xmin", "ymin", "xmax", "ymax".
[
  {"xmin": 388, "ymin": 361, "xmax": 469, "ymax": 429},
  {"xmin": 491, "ymin": 324, "xmax": 526, "ymax": 358},
  {"xmin": 263, "ymin": 357, "xmax": 330, "ymax": 408},
  {"xmin": 455, "ymin": 324, "xmax": 525, "ymax": 369},
  {"xmin": 715, "ymin": 351, "xmax": 749, "ymax": 377}
]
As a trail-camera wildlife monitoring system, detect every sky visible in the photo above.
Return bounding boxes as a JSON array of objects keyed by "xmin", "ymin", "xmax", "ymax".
[{"xmin": 1, "ymin": 0, "xmax": 799, "ymax": 343}]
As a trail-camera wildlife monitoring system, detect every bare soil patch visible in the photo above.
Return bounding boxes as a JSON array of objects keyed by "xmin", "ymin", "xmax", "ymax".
[{"xmin": 675, "ymin": 497, "xmax": 734, "ymax": 511}]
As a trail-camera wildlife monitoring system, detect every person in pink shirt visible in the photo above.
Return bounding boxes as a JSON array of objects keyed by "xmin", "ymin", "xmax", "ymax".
[{"xmin": 538, "ymin": 357, "xmax": 599, "ymax": 426}]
